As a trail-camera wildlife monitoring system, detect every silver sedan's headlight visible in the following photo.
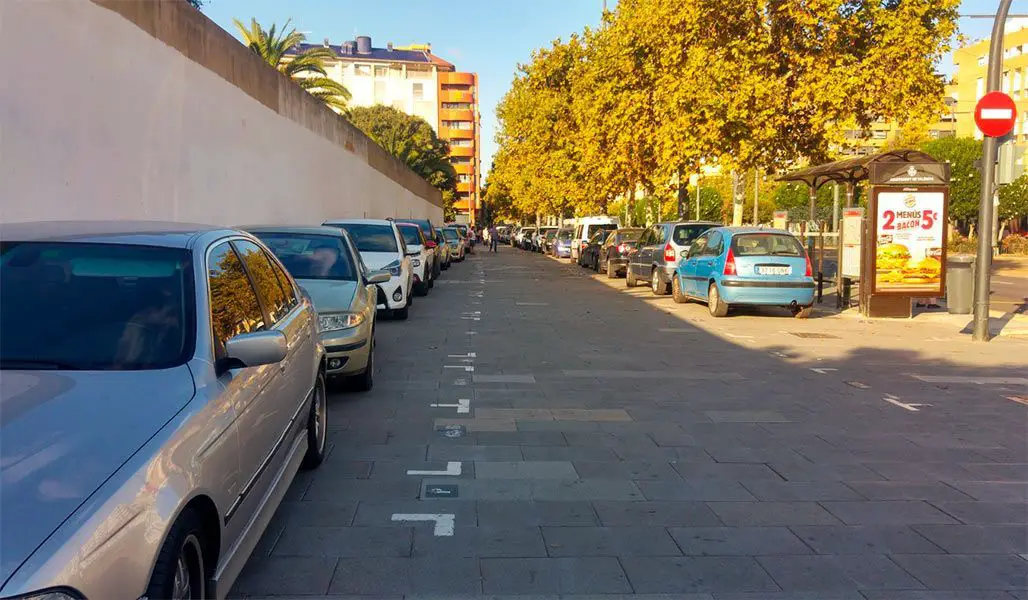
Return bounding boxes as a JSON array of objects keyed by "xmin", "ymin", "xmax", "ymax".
[{"xmin": 319, "ymin": 312, "xmax": 365, "ymax": 332}]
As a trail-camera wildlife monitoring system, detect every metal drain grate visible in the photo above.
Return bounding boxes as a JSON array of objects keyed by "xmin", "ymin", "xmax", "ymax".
[{"xmin": 791, "ymin": 332, "xmax": 841, "ymax": 339}]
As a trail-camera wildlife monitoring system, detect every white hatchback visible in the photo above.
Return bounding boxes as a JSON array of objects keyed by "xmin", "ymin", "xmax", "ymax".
[
  {"xmin": 571, "ymin": 216, "xmax": 621, "ymax": 262},
  {"xmin": 324, "ymin": 219, "xmax": 413, "ymax": 319}
]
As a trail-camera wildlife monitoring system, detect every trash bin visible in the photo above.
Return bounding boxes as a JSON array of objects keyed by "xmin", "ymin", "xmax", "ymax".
[{"xmin": 946, "ymin": 254, "xmax": 975, "ymax": 314}]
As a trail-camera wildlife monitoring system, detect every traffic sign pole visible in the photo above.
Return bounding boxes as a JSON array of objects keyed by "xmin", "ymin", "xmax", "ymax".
[{"xmin": 973, "ymin": 0, "xmax": 1015, "ymax": 342}]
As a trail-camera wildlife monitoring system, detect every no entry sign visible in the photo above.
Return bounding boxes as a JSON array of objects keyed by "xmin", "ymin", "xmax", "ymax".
[{"xmin": 974, "ymin": 91, "xmax": 1017, "ymax": 137}]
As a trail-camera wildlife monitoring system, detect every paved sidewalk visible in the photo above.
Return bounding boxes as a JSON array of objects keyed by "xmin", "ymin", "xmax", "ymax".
[{"xmin": 232, "ymin": 246, "xmax": 1027, "ymax": 599}]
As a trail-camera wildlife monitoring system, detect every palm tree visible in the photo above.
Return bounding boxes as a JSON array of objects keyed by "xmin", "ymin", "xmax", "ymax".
[{"xmin": 233, "ymin": 18, "xmax": 351, "ymax": 114}]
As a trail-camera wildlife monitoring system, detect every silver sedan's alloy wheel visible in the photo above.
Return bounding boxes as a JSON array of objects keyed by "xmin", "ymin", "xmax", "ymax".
[{"xmin": 172, "ymin": 534, "xmax": 204, "ymax": 600}]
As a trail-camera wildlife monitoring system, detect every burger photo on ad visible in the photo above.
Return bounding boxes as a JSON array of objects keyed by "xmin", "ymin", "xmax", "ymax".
[{"xmin": 876, "ymin": 243, "xmax": 911, "ymax": 284}]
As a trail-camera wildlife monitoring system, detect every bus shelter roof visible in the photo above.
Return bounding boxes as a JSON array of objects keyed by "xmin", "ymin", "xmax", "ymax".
[{"xmin": 777, "ymin": 149, "xmax": 938, "ymax": 190}]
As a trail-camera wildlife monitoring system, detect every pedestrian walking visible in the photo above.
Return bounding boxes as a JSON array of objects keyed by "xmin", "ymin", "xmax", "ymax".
[{"xmin": 488, "ymin": 225, "xmax": 498, "ymax": 252}]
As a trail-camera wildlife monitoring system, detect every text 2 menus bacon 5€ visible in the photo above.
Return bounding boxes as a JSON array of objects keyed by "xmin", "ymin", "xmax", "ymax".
[{"xmin": 874, "ymin": 191, "xmax": 945, "ymax": 293}]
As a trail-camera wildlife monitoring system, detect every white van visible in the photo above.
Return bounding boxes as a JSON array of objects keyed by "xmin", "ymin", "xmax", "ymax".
[{"xmin": 571, "ymin": 216, "xmax": 621, "ymax": 262}]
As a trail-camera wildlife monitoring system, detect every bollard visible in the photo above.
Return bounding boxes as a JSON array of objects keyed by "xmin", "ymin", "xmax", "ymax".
[{"xmin": 817, "ymin": 272, "xmax": 823, "ymax": 304}]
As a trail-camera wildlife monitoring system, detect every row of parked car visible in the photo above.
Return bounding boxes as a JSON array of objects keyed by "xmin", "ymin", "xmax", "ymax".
[
  {"xmin": 0, "ymin": 215, "xmax": 475, "ymax": 599},
  {"xmin": 506, "ymin": 218, "xmax": 817, "ymax": 319}
]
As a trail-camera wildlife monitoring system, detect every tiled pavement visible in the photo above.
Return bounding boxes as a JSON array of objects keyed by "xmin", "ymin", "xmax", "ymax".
[{"xmin": 232, "ymin": 245, "xmax": 1028, "ymax": 599}]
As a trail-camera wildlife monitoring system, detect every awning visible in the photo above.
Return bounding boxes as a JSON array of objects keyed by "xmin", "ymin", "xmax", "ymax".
[{"xmin": 777, "ymin": 149, "xmax": 939, "ymax": 190}]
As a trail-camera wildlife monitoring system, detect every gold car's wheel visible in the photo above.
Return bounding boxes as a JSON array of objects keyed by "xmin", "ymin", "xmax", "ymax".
[{"xmin": 146, "ymin": 510, "xmax": 206, "ymax": 600}]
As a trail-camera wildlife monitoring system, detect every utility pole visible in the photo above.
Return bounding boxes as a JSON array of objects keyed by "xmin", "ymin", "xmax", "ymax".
[{"xmin": 973, "ymin": 0, "xmax": 1014, "ymax": 342}]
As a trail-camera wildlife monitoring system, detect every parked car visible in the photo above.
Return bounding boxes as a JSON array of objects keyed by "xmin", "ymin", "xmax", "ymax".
[
  {"xmin": 441, "ymin": 227, "xmax": 466, "ymax": 261},
  {"xmin": 509, "ymin": 226, "xmax": 521, "ymax": 246},
  {"xmin": 518, "ymin": 227, "xmax": 536, "ymax": 250},
  {"xmin": 578, "ymin": 229, "xmax": 609, "ymax": 271},
  {"xmin": 626, "ymin": 220, "xmax": 719, "ymax": 295},
  {"xmin": 552, "ymin": 228, "xmax": 574, "ymax": 258},
  {"xmin": 434, "ymin": 230, "xmax": 451, "ymax": 270},
  {"xmin": 396, "ymin": 222, "xmax": 435, "ymax": 296},
  {"xmin": 0, "ymin": 221, "xmax": 327, "ymax": 600},
  {"xmin": 248, "ymin": 226, "xmax": 388, "ymax": 389},
  {"xmin": 404, "ymin": 218, "xmax": 443, "ymax": 280},
  {"xmin": 324, "ymin": 218, "xmax": 413, "ymax": 319},
  {"xmin": 571, "ymin": 216, "xmax": 620, "ymax": 263},
  {"xmin": 674, "ymin": 226, "xmax": 815, "ymax": 318},
  {"xmin": 599, "ymin": 227, "xmax": 645, "ymax": 277},
  {"xmin": 537, "ymin": 226, "xmax": 559, "ymax": 253}
]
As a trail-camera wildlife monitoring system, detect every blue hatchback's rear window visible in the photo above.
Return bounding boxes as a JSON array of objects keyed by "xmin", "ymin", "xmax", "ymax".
[{"xmin": 731, "ymin": 233, "xmax": 805, "ymax": 257}]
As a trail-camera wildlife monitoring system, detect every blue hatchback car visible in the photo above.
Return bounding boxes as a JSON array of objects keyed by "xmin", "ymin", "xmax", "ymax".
[{"xmin": 673, "ymin": 227, "xmax": 816, "ymax": 318}]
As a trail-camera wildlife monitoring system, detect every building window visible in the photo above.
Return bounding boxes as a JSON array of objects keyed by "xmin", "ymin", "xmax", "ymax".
[
  {"xmin": 442, "ymin": 102, "xmax": 472, "ymax": 110},
  {"xmin": 412, "ymin": 83, "xmax": 424, "ymax": 100},
  {"xmin": 872, "ymin": 130, "xmax": 888, "ymax": 140},
  {"xmin": 450, "ymin": 139, "xmax": 473, "ymax": 147},
  {"xmin": 450, "ymin": 157, "xmax": 472, "ymax": 165},
  {"xmin": 442, "ymin": 120, "xmax": 474, "ymax": 130},
  {"xmin": 978, "ymin": 55, "xmax": 987, "ymax": 67},
  {"xmin": 355, "ymin": 64, "xmax": 371, "ymax": 76},
  {"xmin": 374, "ymin": 65, "xmax": 388, "ymax": 77},
  {"xmin": 457, "ymin": 174, "xmax": 472, "ymax": 183},
  {"xmin": 976, "ymin": 77, "xmax": 985, "ymax": 98}
]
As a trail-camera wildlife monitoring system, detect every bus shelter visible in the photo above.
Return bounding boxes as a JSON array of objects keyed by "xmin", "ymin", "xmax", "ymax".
[{"xmin": 779, "ymin": 150, "xmax": 950, "ymax": 318}]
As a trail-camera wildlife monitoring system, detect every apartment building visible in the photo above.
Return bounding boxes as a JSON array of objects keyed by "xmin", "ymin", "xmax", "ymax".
[
  {"xmin": 840, "ymin": 20, "xmax": 1028, "ymax": 157},
  {"xmin": 288, "ymin": 36, "xmax": 481, "ymax": 223}
]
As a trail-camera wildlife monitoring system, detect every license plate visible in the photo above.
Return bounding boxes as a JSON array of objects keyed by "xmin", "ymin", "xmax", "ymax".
[{"xmin": 757, "ymin": 266, "xmax": 791, "ymax": 275}]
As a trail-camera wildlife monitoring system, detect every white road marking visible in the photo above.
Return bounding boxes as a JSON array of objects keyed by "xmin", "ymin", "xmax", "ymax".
[
  {"xmin": 883, "ymin": 394, "xmax": 927, "ymax": 412},
  {"xmin": 846, "ymin": 381, "xmax": 871, "ymax": 389},
  {"xmin": 462, "ymin": 311, "xmax": 482, "ymax": 315},
  {"xmin": 810, "ymin": 368, "xmax": 838, "ymax": 375},
  {"xmin": 461, "ymin": 316, "xmax": 481, "ymax": 321},
  {"xmin": 727, "ymin": 333, "xmax": 756, "ymax": 339},
  {"xmin": 770, "ymin": 351, "xmax": 790, "ymax": 358},
  {"xmin": 516, "ymin": 302, "xmax": 550, "ymax": 306},
  {"xmin": 391, "ymin": 513, "xmax": 455, "ymax": 536},
  {"xmin": 443, "ymin": 365, "xmax": 475, "ymax": 372},
  {"xmin": 1005, "ymin": 395, "xmax": 1028, "ymax": 406},
  {"xmin": 454, "ymin": 378, "xmax": 467, "ymax": 386},
  {"xmin": 430, "ymin": 399, "xmax": 471, "ymax": 414},
  {"xmin": 465, "ymin": 331, "xmax": 478, "ymax": 335},
  {"xmin": 407, "ymin": 461, "xmax": 462, "ymax": 476},
  {"xmin": 912, "ymin": 375, "xmax": 1028, "ymax": 386},
  {"xmin": 448, "ymin": 352, "xmax": 477, "ymax": 358}
]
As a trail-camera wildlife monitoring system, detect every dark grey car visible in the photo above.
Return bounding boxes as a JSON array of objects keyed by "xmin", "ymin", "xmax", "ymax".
[
  {"xmin": 626, "ymin": 221, "xmax": 719, "ymax": 294},
  {"xmin": 0, "ymin": 221, "xmax": 326, "ymax": 600}
]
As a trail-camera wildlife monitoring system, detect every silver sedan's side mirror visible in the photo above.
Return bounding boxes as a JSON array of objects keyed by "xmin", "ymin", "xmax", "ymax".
[
  {"xmin": 225, "ymin": 330, "xmax": 287, "ymax": 368},
  {"xmin": 367, "ymin": 270, "xmax": 391, "ymax": 285}
]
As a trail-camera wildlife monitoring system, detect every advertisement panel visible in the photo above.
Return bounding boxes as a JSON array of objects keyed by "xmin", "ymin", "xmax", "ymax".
[
  {"xmin": 871, "ymin": 189, "xmax": 947, "ymax": 295},
  {"xmin": 841, "ymin": 208, "xmax": 863, "ymax": 279}
]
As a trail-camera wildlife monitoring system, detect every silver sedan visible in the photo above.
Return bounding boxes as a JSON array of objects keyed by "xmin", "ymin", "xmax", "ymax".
[{"xmin": 0, "ymin": 221, "xmax": 327, "ymax": 600}]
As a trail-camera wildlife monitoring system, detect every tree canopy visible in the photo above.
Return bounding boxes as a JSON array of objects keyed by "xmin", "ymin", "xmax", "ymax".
[
  {"xmin": 349, "ymin": 105, "xmax": 457, "ymax": 198},
  {"xmin": 234, "ymin": 18, "xmax": 351, "ymax": 114},
  {"xmin": 489, "ymin": 0, "xmax": 959, "ymax": 223},
  {"xmin": 920, "ymin": 136, "xmax": 982, "ymax": 225}
]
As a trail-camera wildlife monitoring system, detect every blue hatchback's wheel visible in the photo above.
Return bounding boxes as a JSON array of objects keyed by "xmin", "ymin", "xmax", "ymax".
[{"xmin": 708, "ymin": 283, "xmax": 728, "ymax": 317}]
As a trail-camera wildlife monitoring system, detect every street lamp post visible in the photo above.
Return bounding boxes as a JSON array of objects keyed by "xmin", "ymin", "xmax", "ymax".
[{"xmin": 972, "ymin": 0, "xmax": 1014, "ymax": 342}]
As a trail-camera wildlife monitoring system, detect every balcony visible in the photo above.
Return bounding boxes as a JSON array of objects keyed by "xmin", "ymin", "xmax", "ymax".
[
  {"xmin": 440, "ymin": 108, "xmax": 475, "ymax": 122},
  {"xmin": 440, "ymin": 89, "xmax": 474, "ymax": 103},
  {"xmin": 452, "ymin": 197, "xmax": 474, "ymax": 211},
  {"xmin": 440, "ymin": 127, "xmax": 474, "ymax": 140},
  {"xmin": 452, "ymin": 163, "xmax": 474, "ymax": 175},
  {"xmin": 448, "ymin": 145, "xmax": 474, "ymax": 157},
  {"xmin": 440, "ymin": 72, "xmax": 475, "ymax": 86},
  {"xmin": 457, "ymin": 181, "xmax": 473, "ymax": 193}
]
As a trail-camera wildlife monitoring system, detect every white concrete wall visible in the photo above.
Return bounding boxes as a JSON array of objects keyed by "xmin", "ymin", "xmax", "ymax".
[{"xmin": 0, "ymin": 0, "xmax": 443, "ymax": 226}]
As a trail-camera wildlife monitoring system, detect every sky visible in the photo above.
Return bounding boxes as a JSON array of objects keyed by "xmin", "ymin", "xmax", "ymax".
[{"xmin": 202, "ymin": 0, "xmax": 1026, "ymax": 179}]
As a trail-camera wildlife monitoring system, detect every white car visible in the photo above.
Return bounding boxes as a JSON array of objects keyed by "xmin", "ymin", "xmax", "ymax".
[
  {"xmin": 572, "ymin": 216, "xmax": 621, "ymax": 262},
  {"xmin": 324, "ymin": 218, "xmax": 413, "ymax": 319},
  {"xmin": 396, "ymin": 221, "xmax": 435, "ymax": 297}
]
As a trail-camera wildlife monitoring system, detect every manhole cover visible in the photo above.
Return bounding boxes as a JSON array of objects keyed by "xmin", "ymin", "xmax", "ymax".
[
  {"xmin": 425, "ymin": 484, "xmax": 459, "ymax": 498},
  {"xmin": 790, "ymin": 332, "xmax": 840, "ymax": 339},
  {"xmin": 437, "ymin": 425, "xmax": 466, "ymax": 438}
]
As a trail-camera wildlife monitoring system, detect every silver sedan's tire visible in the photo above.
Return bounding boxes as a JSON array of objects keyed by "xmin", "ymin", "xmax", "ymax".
[
  {"xmin": 145, "ymin": 510, "xmax": 206, "ymax": 600},
  {"xmin": 302, "ymin": 372, "xmax": 328, "ymax": 468}
]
